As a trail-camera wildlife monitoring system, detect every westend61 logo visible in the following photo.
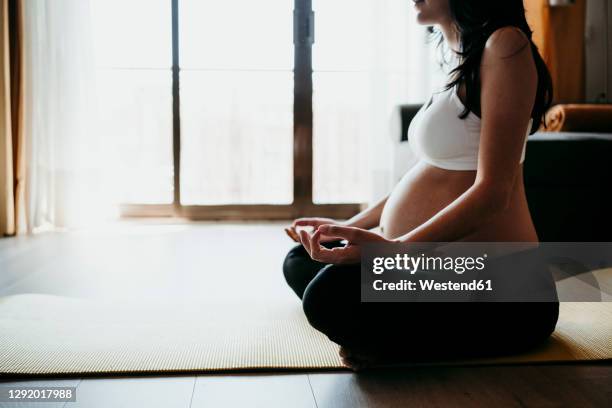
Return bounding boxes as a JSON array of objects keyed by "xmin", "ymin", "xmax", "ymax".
[
  {"xmin": 359, "ymin": 242, "xmax": 612, "ymax": 303},
  {"xmin": 372, "ymin": 253, "xmax": 488, "ymax": 275}
]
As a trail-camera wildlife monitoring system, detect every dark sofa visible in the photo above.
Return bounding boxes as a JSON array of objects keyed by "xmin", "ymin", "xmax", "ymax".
[{"xmin": 397, "ymin": 105, "xmax": 612, "ymax": 241}]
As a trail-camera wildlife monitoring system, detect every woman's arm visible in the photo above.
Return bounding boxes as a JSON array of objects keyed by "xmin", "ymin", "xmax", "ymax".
[
  {"xmin": 398, "ymin": 27, "xmax": 537, "ymax": 243},
  {"xmin": 343, "ymin": 194, "xmax": 389, "ymax": 230},
  {"xmin": 286, "ymin": 194, "xmax": 388, "ymax": 242}
]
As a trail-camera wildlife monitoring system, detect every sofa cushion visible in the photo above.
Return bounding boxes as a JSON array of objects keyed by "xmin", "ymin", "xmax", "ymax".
[{"xmin": 524, "ymin": 132, "xmax": 612, "ymax": 241}]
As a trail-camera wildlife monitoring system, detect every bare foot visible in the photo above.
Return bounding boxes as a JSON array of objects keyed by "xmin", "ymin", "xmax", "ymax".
[{"xmin": 339, "ymin": 346, "xmax": 381, "ymax": 371}]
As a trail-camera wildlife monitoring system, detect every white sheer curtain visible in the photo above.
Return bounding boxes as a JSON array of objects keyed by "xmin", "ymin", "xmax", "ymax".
[
  {"xmin": 20, "ymin": 0, "xmax": 443, "ymax": 229},
  {"xmin": 23, "ymin": 0, "xmax": 110, "ymax": 231},
  {"xmin": 367, "ymin": 0, "xmax": 444, "ymax": 202},
  {"xmin": 311, "ymin": 0, "xmax": 444, "ymax": 204}
]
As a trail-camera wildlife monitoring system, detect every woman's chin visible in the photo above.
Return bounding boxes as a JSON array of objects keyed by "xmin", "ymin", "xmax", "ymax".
[
  {"xmin": 415, "ymin": 14, "xmax": 431, "ymax": 26},
  {"xmin": 413, "ymin": 9, "xmax": 433, "ymax": 26}
]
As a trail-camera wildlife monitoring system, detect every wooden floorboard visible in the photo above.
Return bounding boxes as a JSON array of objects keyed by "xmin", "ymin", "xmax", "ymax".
[
  {"xmin": 1, "ymin": 366, "xmax": 610, "ymax": 408},
  {"xmin": 191, "ymin": 374, "xmax": 316, "ymax": 408},
  {"xmin": 0, "ymin": 223, "xmax": 610, "ymax": 407},
  {"xmin": 66, "ymin": 376, "xmax": 195, "ymax": 408},
  {"xmin": 309, "ymin": 365, "xmax": 612, "ymax": 408}
]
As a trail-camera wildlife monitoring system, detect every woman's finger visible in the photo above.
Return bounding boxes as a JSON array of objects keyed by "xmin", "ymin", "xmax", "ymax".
[
  {"xmin": 318, "ymin": 225, "xmax": 362, "ymax": 243},
  {"xmin": 299, "ymin": 229, "xmax": 312, "ymax": 255},
  {"xmin": 293, "ymin": 218, "xmax": 322, "ymax": 229},
  {"xmin": 284, "ymin": 227, "xmax": 299, "ymax": 242},
  {"xmin": 309, "ymin": 229, "xmax": 323, "ymax": 260},
  {"xmin": 319, "ymin": 225, "xmax": 385, "ymax": 245},
  {"xmin": 318, "ymin": 233, "xmax": 344, "ymax": 244},
  {"xmin": 312, "ymin": 245, "xmax": 338, "ymax": 264},
  {"xmin": 289, "ymin": 227, "xmax": 300, "ymax": 241},
  {"xmin": 293, "ymin": 219, "xmax": 313, "ymax": 227},
  {"xmin": 318, "ymin": 244, "xmax": 360, "ymax": 264}
]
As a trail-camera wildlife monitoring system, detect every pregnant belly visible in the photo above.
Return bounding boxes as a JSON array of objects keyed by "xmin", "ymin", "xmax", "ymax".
[
  {"xmin": 379, "ymin": 162, "xmax": 537, "ymax": 241},
  {"xmin": 380, "ymin": 162, "xmax": 474, "ymax": 239}
]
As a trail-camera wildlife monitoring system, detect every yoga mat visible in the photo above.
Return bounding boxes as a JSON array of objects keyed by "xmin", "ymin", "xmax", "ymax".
[{"xmin": 0, "ymin": 294, "xmax": 610, "ymax": 375}]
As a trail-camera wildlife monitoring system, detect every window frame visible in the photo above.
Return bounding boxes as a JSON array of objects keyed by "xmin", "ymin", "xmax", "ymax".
[{"xmin": 119, "ymin": 0, "xmax": 361, "ymax": 220}]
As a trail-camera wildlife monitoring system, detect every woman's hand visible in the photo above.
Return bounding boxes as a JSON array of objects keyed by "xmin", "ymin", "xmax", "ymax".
[
  {"xmin": 298, "ymin": 225, "xmax": 391, "ymax": 264},
  {"xmin": 284, "ymin": 217, "xmax": 345, "ymax": 243}
]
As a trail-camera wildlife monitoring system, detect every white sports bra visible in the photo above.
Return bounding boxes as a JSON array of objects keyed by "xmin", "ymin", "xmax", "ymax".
[{"xmin": 408, "ymin": 85, "xmax": 533, "ymax": 171}]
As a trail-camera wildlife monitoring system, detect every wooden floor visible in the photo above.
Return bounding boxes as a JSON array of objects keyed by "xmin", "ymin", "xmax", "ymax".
[{"xmin": 1, "ymin": 222, "xmax": 610, "ymax": 407}]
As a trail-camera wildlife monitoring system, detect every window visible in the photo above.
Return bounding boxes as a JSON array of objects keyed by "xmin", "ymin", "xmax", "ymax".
[
  {"xmin": 179, "ymin": 0, "xmax": 294, "ymax": 205},
  {"xmin": 91, "ymin": 0, "xmax": 362, "ymax": 219}
]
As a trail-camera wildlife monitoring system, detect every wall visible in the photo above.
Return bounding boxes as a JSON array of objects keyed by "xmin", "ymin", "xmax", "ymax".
[
  {"xmin": 525, "ymin": 0, "xmax": 587, "ymax": 103},
  {"xmin": 585, "ymin": 0, "xmax": 612, "ymax": 103}
]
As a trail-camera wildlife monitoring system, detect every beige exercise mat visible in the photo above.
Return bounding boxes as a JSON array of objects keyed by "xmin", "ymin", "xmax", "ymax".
[
  {"xmin": 0, "ymin": 294, "xmax": 343, "ymax": 375},
  {"xmin": 0, "ymin": 294, "xmax": 611, "ymax": 375}
]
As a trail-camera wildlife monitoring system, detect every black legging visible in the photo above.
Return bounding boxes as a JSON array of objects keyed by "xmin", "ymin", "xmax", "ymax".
[{"xmin": 283, "ymin": 242, "xmax": 560, "ymax": 361}]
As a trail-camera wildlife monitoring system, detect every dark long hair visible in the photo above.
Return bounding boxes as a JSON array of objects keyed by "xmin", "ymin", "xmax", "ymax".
[{"xmin": 436, "ymin": 0, "xmax": 553, "ymax": 134}]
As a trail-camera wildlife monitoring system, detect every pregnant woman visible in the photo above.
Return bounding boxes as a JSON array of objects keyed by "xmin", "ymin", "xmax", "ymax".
[{"xmin": 283, "ymin": 0, "xmax": 559, "ymax": 369}]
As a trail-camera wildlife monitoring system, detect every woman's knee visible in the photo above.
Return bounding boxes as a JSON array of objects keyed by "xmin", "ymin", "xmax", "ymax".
[
  {"xmin": 282, "ymin": 245, "xmax": 307, "ymax": 282},
  {"xmin": 283, "ymin": 244, "xmax": 318, "ymax": 299},
  {"xmin": 282, "ymin": 241, "xmax": 345, "ymax": 287}
]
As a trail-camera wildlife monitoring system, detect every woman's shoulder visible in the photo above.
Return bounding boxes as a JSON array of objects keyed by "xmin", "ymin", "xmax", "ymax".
[{"xmin": 484, "ymin": 26, "xmax": 531, "ymax": 60}]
